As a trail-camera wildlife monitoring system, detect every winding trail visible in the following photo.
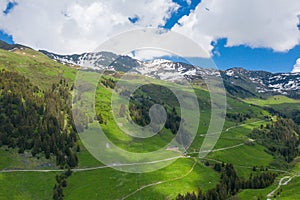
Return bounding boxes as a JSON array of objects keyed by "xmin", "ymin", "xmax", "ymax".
[
  {"xmin": 198, "ymin": 119, "xmax": 267, "ymax": 138},
  {"xmin": 211, "ymin": 143, "xmax": 245, "ymax": 152},
  {"xmin": 189, "ymin": 143, "xmax": 245, "ymax": 154},
  {"xmin": 0, "ymin": 156, "xmax": 183, "ymax": 173},
  {"xmin": 118, "ymin": 160, "xmax": 197, "ymax": 200},
  {"xmin": 267, "ymin": 174, "xmax": 300, "ymax": 199},
  {"xmin": 224, "ymin": 120, "xmax": 266, "ymax": 132},
  {"xmin": 202, "ymin": 157, "xmax": 299, "ymax": 199}
]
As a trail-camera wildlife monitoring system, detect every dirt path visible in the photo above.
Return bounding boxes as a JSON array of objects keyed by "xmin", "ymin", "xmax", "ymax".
[
  {"xmin": 0, "ymin": 156, "xmax": 183, "ymax": 173},
  {"xmin": 189, "ymin": 143, "xmax": 245, "ymax": 154},
  {"xmin": 209, "ymin": 143, "xmax": 245, "ymax": 152},
  {"xmin": 224, "ymin": 120, "xmax": 266, "ymax": 132},
  {"xmin": 267, "ymin": 174, "xmax": 300, "ymax": 199},
  {"xmin": 118, "ymin": 160, "xmax": 197, "ymax": 200},
  {"xmin": 198, "ymin": 120, "xmax": 267, "ymax": 138}
]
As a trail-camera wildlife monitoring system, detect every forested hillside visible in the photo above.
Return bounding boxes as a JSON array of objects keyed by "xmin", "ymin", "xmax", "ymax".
[
  {"xmin": 0, "ymin": 70, "xmax": 78, "ymax": 168},
  {"xmin": 251, "ymin": 118, "xmax": 300, "ymax": 165}
]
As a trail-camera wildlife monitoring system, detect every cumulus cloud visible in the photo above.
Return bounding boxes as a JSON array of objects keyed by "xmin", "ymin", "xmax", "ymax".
[
  {"xmin": 1, "ymin": 0, "xmax": 299, "ymax": 58},
  {"xmin": 292, "ymin": 58, "xmax": 300, "ymax": 73},
  {"xmin": 0, "ymin": 0, "xmax": 179, "ymax": 54},
  {"xmin": 173, "ymin": 0, "xmax": 300, "ymax": 55},
  {"xmin": 94, "ymin": 29, "xmax": 211, "ymax": 60},
  {"xmin": 0, "ymin": 1, "xmax": 9, "ymax": 12}
]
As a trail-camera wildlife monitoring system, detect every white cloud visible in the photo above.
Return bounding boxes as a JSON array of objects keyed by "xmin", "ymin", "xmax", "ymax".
[
  {"xmin": 1, "ymin": 0, "xmax": 299, "ymax": 58},
  {"xmin": 129, "ymin": 49, "xmax": 173, "ymax": 61},
  {"xmin": 94, "ymin": 29, "xmax": 211, "ymax": 59},
  {"xmin": 292, "ymin": 58, "xmax": 300, "ymax": 73},
  {"xmin": 173, "ymin": 0, "xmax": 300, "ymax": 54},
  {"xmin": 0, "ymin": 0, "xmax": 179, "ymax": 54},
  {"xmin": 0, "ymin": 1, "xmax": 9, "ymax": 12}
]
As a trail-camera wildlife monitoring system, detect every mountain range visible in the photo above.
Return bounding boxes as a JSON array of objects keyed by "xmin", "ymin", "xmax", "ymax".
[
  {"xmin": 0, "ymin": 40, "xmax": 299, "ymax": 99},
  {"xmin": 40, "ymin": 49, "xmax": 300, "ymax": 99}
]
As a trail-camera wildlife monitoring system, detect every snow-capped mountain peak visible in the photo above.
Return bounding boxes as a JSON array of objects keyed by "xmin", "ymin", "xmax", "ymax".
[{"xmin": 40, "ymin": 50, "xmax": 300, "ymax": 99}]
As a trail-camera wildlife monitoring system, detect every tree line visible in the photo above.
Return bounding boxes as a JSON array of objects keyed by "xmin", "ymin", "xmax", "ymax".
[
  {"xmin": 176, "ymin": 163, "xmax": 276, "ymax": 200},
  {"xmin": 226, "ymin": 111, "xmax": 255, "ymax": 123},
  {"xmin": 53, "ymin": 168, "xmax": 72, "ymax": 200}
]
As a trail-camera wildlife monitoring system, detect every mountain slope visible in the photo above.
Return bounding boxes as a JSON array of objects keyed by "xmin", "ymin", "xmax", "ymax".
[
  {"xmin": 41, "ymin": 50, "xmax": 300, "ymax": 99},
  {"xmin": 39, "ymin": 50, "xmax": 141, "ymax": 72},
  {"xmin": 0, "ymin": 40, "xmax": 31, "ymax": 51},
  {"xmin": 0, "ymin": 48, "xmax": 77, "ymax": 89},
  {"xmin": 223, "ymin": 68, "xmax": 300, "ymax": 98}
]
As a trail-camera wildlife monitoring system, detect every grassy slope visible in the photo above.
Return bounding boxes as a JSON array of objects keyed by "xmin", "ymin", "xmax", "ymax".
[
  {"xmin": 0, "ymin": 172, "xmax": 56, "ymax": 200},
  {"xmin": 278, "ymin": 176, "xmax": 300, "ymax": 199},
  {"xmin": 266, "ymin": 162, "xmax": 300, "ymax": 199},
  {"xmin": 94, "ymin": 80, "xmax": 179, "ymax": 152},
  {"xmin": 65, "ymin": 159, "xmax": 219, "ymax": 200},
  {"xmin": 245, "ymin": 95, "xmax": 300, "ymax": 116},
  {"xmin": 0, "ymin": 49, "xmax": 77, "ymax": 89}
]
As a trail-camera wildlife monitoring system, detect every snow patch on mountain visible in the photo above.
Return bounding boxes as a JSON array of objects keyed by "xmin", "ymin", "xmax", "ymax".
[
  {"xmin": 224, "ymin": 68, "xmax": 300, "ymax": 96},
  {"xmin": 41, "ymin": 50, "xmax": 300, "ymax": 97}
]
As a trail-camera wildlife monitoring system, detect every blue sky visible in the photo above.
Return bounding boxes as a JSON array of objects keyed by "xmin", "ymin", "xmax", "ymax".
[
  {"xmin": 0, "ymin": 0, "xmax": 299, "ymax": 73},
  {"xmin": 212, "ymin": 39, "xmax": 300, "ymax": 73},
  {"xmin": 1, "ymin": 1, "xmax": 16, "ymax": 44}
]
